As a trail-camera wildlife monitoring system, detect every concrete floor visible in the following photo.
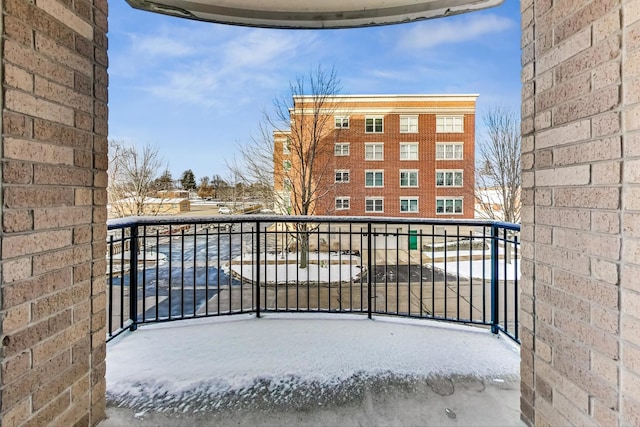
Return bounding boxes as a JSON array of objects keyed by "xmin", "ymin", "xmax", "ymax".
[
  {"xmin": 102, "ymin": 375, "xmax": 523, "ymax": 426},
  {"xmin": 101, "ymin": 316, "xmax": 523, "ymax": 427}
]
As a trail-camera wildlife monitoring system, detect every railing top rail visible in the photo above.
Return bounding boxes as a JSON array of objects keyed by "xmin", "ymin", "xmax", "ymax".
[{"xmin": 107, "ymin": 214, "xmax": 520, "ymax": 231}]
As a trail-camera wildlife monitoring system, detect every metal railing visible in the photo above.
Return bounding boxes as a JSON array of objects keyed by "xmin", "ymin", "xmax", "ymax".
[{"xmin": 106, "ymin": 215, "xmax": 520, "ymax": 343}]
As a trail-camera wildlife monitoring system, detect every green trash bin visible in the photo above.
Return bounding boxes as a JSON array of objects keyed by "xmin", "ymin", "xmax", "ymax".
[{"xmin": 409, "ymin": 230, "xmax": 418, "ymax": 250}]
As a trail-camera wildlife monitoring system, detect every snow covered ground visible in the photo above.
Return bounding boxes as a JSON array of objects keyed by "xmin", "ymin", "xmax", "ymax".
[
  {"xmin": 106, "ymin": 314, "xmax": 520, "ymax": 414},
  {"xmin": 433, "ymin": 259, "xmax": 520, "ymax": 281},
  {"xmin": 224, "ymin": 252, "xmax": 363, "ymax": 284}
]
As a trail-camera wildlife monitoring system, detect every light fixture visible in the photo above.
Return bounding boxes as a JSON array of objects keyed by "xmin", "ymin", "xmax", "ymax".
[{"xmin": 125, "ymin": 0, "xmax": 505, "ymax": 29}]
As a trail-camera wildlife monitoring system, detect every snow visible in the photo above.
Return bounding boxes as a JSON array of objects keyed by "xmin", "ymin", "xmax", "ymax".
[
  {"xmin": 224, "ymin": 252, "xmax": 363, "ymax": 284},
  {"xmin": 433, "ymin": 259, "xmax": 520, "ymax": 281},
  {"xmin": 106, "ymin": 314, "xmax": 520, "ymax": 412}
]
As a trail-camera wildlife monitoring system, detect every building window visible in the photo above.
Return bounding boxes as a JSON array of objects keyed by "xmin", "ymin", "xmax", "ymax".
[
  {"xmin": 365, "ymin": 143, "xmax": 384, "ymax": 160},
  {"xmin": 436, "ymin": 143, "xmax": 463, "ymax": 160},
  {"xmin": 365, "ymin": 198, "xmax": 384, "ymax": 212},
  {"xmin": 335, "ymin": 197, "xmax": 350, "ymax": 210},
  {"xmin": 400, "ymin": 198, "xmax": 419, "ymax": 212},
  {"xmin": 283, "ymin": 160, "xmax": 292, "ymax": 171},
  {"xmin": 365, "ymin": 116, "xmax": 384, "ymax": 133},
  {"xmin": 400, "ymin": 170, "xmax": 418, "ymax": 187},
  {"xmin": 335, "ymin": 116, "xmax": 350, "ymax": 128},
  {"xmin": 365, "ymin": 170, "xmax": 384, "ymax": 187},
  {"xmin": 436, "ymin": 170, "xmax": 463, "ymax": 187},
  {"xmin": 283, "ymin": 138, "xmax": 291, "ymax": 154},
  {"xmin": 436, "ymin": 198, "xmax": 463, "ymax": 214},
  {"xmin": 400, "ymin": 116, "xmax": 418, "ymax": 133},
  {"xmin": 436, "ymin": 116, "xmax": 464, "ymax": 133},
  {"xmin": 334, "ymin": 143, "xmax": 350, "ymax": 156},
  {"xmin": 335, "ymin": 170, "xmax": 350, "ymax": 183},
  {"xmin": 283, "ymin": 178, "xmax": 291, "ymax": 190},
  {"xmin": 400, "ymin": 143, "xmax": 418, "ymax": 160}
]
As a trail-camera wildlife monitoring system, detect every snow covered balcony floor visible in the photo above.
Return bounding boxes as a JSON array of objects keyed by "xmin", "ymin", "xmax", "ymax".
[
  {"xmin": 102, "ymin": 314, "xmax": 523, "ymax": 427},
  {"xmin": 103, "ymin": 216, "xmax": 522, "ymax": 426}
]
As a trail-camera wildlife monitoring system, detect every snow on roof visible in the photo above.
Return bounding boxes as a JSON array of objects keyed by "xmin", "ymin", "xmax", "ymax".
[
  {"xmin": 106, "ymin": 314, "xmax": 519, "ymax": 412},
  {"xmin": 113, "ymin": 197, "xmax": 189, "ymax": 204}
]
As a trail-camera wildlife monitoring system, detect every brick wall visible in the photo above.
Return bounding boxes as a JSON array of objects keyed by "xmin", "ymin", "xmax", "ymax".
[
  {"xmin": 275, "ymin": 95, "xmax": 477, "ymax": 218},
  {"xmin": 0, "ymin": 0, "xmax": 108, "ymax": 424},
  {"xmin": 521, "ymin": 0, "xmax": 640, "ymax": 425},
  {"xmin": 315, "ymin": 112, "xmax": 476, "ymax": 218}
]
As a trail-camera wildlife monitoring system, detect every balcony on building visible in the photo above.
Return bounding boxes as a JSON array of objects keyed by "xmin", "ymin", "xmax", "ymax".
[{"xmin": 102, "ymin": 214, "xmax": 523, "ymax": 426}]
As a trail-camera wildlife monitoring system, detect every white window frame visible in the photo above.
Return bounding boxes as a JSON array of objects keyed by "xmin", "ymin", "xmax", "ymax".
[
  {"xmin": 436, "ymin": 116, "xmax": 464, "ymax": 133},
  {"xmin": 400, "ymin": 116, "xmax": 418, "ymax": 133},
  {"xmin": 283, "ymin": 178, "xmax": 291, "ymax": 191},
  {"xmin": 400, "ymin": 198, "xmax": 419, "ymax": 213},
  {"xmin": 365, "ymin": 116, "xmax": 384, "ymax": 133},
  {"xmin": 400, "ymin": 143, "xmax": 419, "ymax": 160},
  {"xmin": 283, "ymin": 160, "xmax": 292, "ymax": 171},
  {"xmin": 282, "ymin": 138, "xmax": 291, "ymax": 154},
  {"xmin": 365, "ymin": 170, "xmax": 384, "ymax": 188},
  {"xmin": 436, "ymin": 197, "xmax": 464, "ymax": 215},
  {"xmin": 365, "ymin": 197, "xmax": 384, "ymax": 213},
  {"xmin": 335, "ymin": 116, "xmax": 350, "ymax": 129},
  {"xmin": 436, "ymin": 170, "xmax": 464, "ymax": 187},
  {"xmin": 436, "ymin": 142, "xmax": 464, "ymax": 160},
  {"xmin": 335, "ymin": 170, "xmax": 350, "ymax": 183},
  {"xmin": 399, "ymin": 170, "xmax": 418, "ymax": 188},
  {"xmin": 335, "ymin": 197, "xmax": 350, "ymax": 210},
  {"xmin": 365, "ymin": 143, "xmax": 384, "ymax": 160},
  {"xmin": 334, "ymin": 143, "xmax": 350, "ymax": 156}
]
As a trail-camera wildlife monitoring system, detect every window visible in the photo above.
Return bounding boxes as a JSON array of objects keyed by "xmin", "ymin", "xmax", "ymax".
[
  {"xmin": 283, "ymin": 178, "xmax": 291, "ymax": 191},
  {"xmin": 365, "ymin": 116, "xmax": 383, "ymax": 133},
  {"xmin": 400, "ymin": 143, "xmax": 418, "ymax": 160},
  {"xmin": 335, "ymin": 197, "xmax": 350, "ymax": 210},
  {"xmin": 400, "ymin": 116, "xmax": 418, "ymax": 133},
  {"xmin": 283, "ymin": 138, "xmax": 291, "ymax": 154},
  {"xmin": 365, "ymin": 170, "xmax": 384, "ymax": 187},
  {"xmin": 365, "ymin": 198, "xmax": 384, "ymax": 212},
  {"xmin": 400, "ymin": 170, "xmax": 418, "ymax": 187},
  {"xmin": 335, "ymin": 116, "xmax": 350, "ymax": 128},
  {"xmin": 400, "ymin": 198, "xmax": 419, "ymax": 212},
  {"xmin": 365, "ymin": 143, "xmax": 383, "ymax": 160},
  {"xmin": 334, "ymin": 143, "xmax": 350, "ymax": 156},
  {"xmin": 436, "ymin": 198, "xmax": 464, "ymax": 214},
  {"xmin": 335, "ymin": 170, "xmax": 350, "ymax": 183},
  {"xmin": 436, "ymin": 143, "xmax": 464, "ymax": 160},
  {"xmin": 436, "ymin": 116, "xmax": 464, "ymax": 133},
  {"xmin": 283, "ymin": 160, "xmax": 292, "ymax": 171},
  {"xmin": 436, "ymin": 170, "xmax": 463, "ymax": 187}
]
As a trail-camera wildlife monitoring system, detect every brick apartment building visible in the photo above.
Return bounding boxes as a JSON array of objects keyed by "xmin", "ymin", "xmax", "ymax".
[{"xmin": 274, "ymin": 94, "xmax": 477, "ymax": 218}]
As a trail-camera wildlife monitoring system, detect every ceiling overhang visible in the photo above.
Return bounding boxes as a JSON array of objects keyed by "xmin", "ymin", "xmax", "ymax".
[{"xmin": 125, "ymin": 0, "xmax": 505, "ymax": 29}]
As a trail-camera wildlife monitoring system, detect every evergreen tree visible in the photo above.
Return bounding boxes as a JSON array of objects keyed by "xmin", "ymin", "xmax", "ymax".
[
  {"xmin": 152, "ymin": 169, "xmax": 174, "ymax": 191},
  {"xmin": 181, "ymin": 169, "xmax": 197, "ymax": 190}
]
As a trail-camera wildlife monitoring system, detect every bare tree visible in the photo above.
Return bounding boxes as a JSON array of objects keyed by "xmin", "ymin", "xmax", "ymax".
[
  {"xmin": 108, "ymin": 140, "xmax": 168, "ymax": 217},
  {"xmin": 475, "ymin": 107, "xmax": 521, "ymax": 223},
  {"xmin": 230, "ymin": 65, "xmax": 343, "ymax": 267}
]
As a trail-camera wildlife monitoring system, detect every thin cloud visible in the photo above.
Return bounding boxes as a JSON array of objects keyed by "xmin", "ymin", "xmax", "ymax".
[
  {"xmin": 136, "ymin": 28, "xmax": 319, "ymax": 107},
  {"xmin": 130, "ymin": 34, "xmax": 196, "ymax": 58},
  {"xmin": 398, "ymin": 13, "xmax": 514, "ymax": 50}
]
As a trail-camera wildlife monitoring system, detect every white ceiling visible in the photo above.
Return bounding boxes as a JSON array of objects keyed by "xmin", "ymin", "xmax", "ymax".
[{"xmin": 125, "ymin": 0, "xmax": 505, "ymax": 29}]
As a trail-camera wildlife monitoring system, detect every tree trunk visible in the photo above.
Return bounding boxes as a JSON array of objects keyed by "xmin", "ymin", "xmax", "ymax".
[{"xmin": 299, "ymin": 225, "xmax": 309, "ymax": 269}]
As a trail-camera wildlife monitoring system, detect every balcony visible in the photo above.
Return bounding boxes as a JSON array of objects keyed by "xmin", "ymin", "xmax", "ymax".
[{"xmin": 102, "ymin": 216, "xmax": 522, "ymax": 426}]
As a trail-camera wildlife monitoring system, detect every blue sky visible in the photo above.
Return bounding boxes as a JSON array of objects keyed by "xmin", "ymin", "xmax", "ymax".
[{"xmin": 108, "ymin": 1, "xmax": 522, "ymax": 182}]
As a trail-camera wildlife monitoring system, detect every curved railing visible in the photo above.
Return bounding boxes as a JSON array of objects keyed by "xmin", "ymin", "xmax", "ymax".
[{"xmin": 106, "ymin": 215, "xmax": 520, "ymax": 343}]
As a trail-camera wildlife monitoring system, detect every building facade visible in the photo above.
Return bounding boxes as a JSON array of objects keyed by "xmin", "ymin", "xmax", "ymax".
[{"xmin": 274, "ymin": 94, "xmax": 478, "ymax": 218}]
